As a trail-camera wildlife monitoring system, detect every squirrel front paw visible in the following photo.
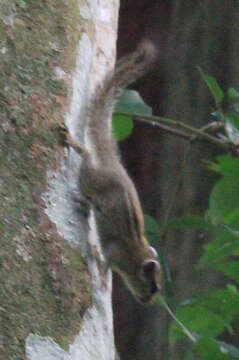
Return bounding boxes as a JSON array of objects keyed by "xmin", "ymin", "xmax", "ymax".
[{"xmin": 58, "ymin": 124, "xmax": 84, "ymax": 154}]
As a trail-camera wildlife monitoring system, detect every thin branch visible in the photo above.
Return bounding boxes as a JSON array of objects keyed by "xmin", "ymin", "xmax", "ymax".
[
  {"xmin": 158, "ymin": 295, "xmax": 197, "ymax": 344},
  {"xmin": 134, "ymin": 117, "xmax": 193, "ymax": 140},
  {"xmin": 116, "ymin": 111, "xmax": 231, "ymax": 150}
]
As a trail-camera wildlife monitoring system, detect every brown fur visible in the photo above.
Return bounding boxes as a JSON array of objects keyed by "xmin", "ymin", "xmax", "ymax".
[{"xmin": 67, "ymin": 41, "xmax": 161, "ymax": 304}]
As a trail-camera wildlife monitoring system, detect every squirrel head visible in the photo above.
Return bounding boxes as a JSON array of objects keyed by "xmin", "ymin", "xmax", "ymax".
[
  {"xmin": 124, "ymin": 246, "xmax": 162, "ymax": 304},
  {"xmin": 108, "ymin": 244, "xmax": 162, "ymax": 304}
]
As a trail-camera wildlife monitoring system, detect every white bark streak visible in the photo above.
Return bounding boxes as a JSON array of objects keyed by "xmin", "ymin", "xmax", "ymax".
[{"xmin": 27, "ymin": 0, "xmax": 119, "ymax": 359}]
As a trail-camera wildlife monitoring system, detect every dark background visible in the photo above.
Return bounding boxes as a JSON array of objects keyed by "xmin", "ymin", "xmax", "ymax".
[{"xmin": 113, "ymin": 1, "xmax": 239, "ymax": 359}]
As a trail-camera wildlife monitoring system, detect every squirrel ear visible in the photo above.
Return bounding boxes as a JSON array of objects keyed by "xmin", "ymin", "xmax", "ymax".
[
  {"xmin": 149, "ymin": 246, "xmax": 158, "ymax": 259},
  {"xmin": 142, "ymin": 259, "xmax": 159, "ymax": 276},
  {"xmin": 141, "ymin": 260, "xmax": 161, "ymax": 293}
]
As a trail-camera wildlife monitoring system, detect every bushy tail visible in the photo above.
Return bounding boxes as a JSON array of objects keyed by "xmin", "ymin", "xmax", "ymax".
[
  {"xmin": 113, "ymin": 40, "xmax": 157, "ymax": 94},
  {"xmin": 86, "ymin": 40, "xmax": 157, "ymax": 155}
]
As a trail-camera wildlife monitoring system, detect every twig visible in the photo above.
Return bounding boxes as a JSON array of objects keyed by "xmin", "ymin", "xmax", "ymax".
[
  {"xmin": 158, "ymin": 295, "xmax": 197, "ymax": 344},
  {"xmin": 116, "ymin": 111, "xmax": 231, "ymax": 150},
  {"xmin": 134, "ymin": 117, "xmax": 193, "ymax": 140}
]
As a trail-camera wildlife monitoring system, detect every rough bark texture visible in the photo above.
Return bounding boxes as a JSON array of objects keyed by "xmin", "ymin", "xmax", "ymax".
[{"xmin": 0, "ymin": 0, "xmax": 119, "ymax": 359}]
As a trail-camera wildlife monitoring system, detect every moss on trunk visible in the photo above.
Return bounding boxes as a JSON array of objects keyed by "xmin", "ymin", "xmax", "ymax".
[{"xmin": 0, "ymin": 0, "xmax": 91, "ymax": 358}]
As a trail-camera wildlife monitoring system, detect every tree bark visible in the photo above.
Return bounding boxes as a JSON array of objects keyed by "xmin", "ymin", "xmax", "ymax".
[{"xmin": 0, "ymin": 0, "xmax": 119, "ymax": 359}]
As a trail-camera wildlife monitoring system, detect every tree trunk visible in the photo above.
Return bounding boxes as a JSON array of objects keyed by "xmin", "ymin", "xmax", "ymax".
[{"xmin": 0, "ymin": 0, "xmax": 119, "ymax": 359}]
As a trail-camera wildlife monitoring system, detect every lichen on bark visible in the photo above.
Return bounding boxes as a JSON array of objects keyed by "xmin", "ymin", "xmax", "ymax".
[{"xmin": 0, "ymin": 0, "xmax": 91, "ymax": 358}]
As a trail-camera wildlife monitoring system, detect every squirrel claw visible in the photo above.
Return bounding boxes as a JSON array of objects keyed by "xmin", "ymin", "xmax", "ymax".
[{"xmin": 58, "ymin": 124, "xmax": 83, "ymax": 154}]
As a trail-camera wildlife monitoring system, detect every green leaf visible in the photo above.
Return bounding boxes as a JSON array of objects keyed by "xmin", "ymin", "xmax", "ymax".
[
  {"xmin": 144, "ymin": 214, "xmax": 161, "ymax": 247},
  {"xmin": 144, "ymin": 214, "xmax": 161, "ymax": 237},
  {"xmin": 170, "ymin": 287, "xmax": 239, "ymax": 346},
  {"xmin": 115, "ymin": 89, "xmax": 152, "ymax": 115},
  {"xmin": 205, "ymin": 159, "xmax": 222, "ymax": 173},
  {"xmin": 183, "ymin": 348, "xmax": 195, "ymax": 360},
  {"xmin": 213, "ymin": 155, "xmax": 239, "ymax": 177},
  {"xmin": 228, "ymin": 88, "xmax": 239, "ymax": 100},
  {"xmin": 199, "ymin": 288, "xmax": 239, "ymax": 325},
  {"xmin": 169, "ymin": 304, "xmax": 227, "ymax": 345},
  {"xmin": 199, "ymin": 230, "xmax": 239, "ymax": 268},
  {"xmin": 198, "ymin": 67, "xmax": 224, "ymax": 105},
  {"xmin": 225, "ymin": 112, "xmax": 239, "ymax": 131},
  {"xmin": 113, "ymin": 89, "xmax": 153, "ymax": 140},
  {"xmin": 195, "ymin": 338, "xmax": 233, "ymax": 360},
  {"xmin": 112, "ymin": 114, "xmax": 134, "ymax": 141},
  {"xmin": 232, "ymin": 103, "xmax": 239, "ymax": 114},
  {"xmin": 217, "ymin": 261, "xmax": 239, "ymax": 283},
  {"xmin": 166, "ymin": 215, "xmax": 213, "ymax": 231},
  {"xmin": 208, "ymin": 175, "xmax": 239, "ymax": 227}
]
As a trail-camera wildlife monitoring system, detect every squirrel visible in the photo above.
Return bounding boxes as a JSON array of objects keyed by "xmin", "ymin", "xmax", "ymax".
[{"xmin": 65, "ymin": 40, "xmax": 162, "ymax": 304}]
